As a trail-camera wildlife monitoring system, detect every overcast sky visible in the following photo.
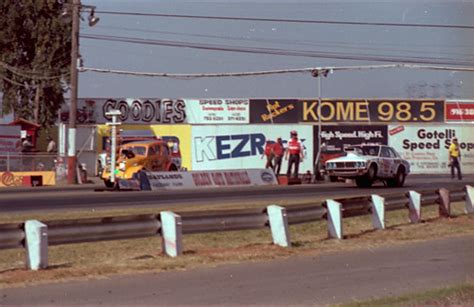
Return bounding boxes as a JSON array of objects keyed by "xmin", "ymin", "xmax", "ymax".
[{"xmin": 77, "ymin": 0, "xmax": 474, "ymax": 99}]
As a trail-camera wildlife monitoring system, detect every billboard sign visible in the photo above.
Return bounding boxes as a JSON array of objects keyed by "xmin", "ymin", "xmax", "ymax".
[
  {"xmin": 62, "ymin": 98, "xmax": 187, "ymax": 124},
  {"xmin": 250, "ymin": 99, "xmax": 299, "ymax": 123},
  {"xmin": 300, "ymin": 99, "xmax": 444, "ymax": 123},
  {"xmin": 314, "ymin": 125, "xmax": 388, "ymax": 164},
  {"xmin": 185, "ymin": 98, "xmax": 249, "ymax": 124},
  {"xmin": 191, "ymin": 125, "xmax": 314, "ymax": 173},
  {"xmin": 388, "ymin": 125, "xmax": 474, "ymax": 174},
  {"xmin": 445, "ymin": 100, "xmax": 474, "ymax": 123}
]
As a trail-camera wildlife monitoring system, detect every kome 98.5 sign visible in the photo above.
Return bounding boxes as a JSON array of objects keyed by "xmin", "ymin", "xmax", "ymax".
[{"xmin": 300, "ymin": 99, "xmax": 444, "ymax": 123}]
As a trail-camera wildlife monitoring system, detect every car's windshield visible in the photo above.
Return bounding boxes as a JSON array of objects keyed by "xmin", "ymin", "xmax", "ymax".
[
  {"xmin": 124, "ymin": 146, "xmax": 147, "ymax": 156},
  {"xmin": 346, "ymin": 145, "xmax": 380, "ymax": 156}
]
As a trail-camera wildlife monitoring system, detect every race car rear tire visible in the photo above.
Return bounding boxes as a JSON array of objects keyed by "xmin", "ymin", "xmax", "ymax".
[
  {"xmin": 394, "ymin": 168, "xmax": 406, "ymax": 187},
  {"xmin": 329, "ymin": 176, "xmax": 338, "ymax": 182},
  {"xmin": 104, "ymin": 179, "xmax": 115, "ymax": 188}
]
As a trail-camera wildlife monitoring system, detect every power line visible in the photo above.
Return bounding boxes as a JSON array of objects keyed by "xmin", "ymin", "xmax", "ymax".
[
  {"xmin": 90, "ymin": 25, "xmax": 474, "ymax": 58},
  {"xmin": 96, "ymin": 10, "xmax": 474, "ymax": 30},
  {"xmin": 79, "ymin": 64, "xmax": 474, "ymax": 79},
  {"xmin": 0, "ymin": 60, "xmax": 69, "ymax": 80},
  {"xmin": 81, "ymin": 33, "xmax": 474, "ymax": 66}
]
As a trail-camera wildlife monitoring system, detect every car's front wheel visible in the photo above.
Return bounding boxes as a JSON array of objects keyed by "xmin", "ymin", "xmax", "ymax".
[
  {"xmin": 388, "ymin": 167, "xmax": 406, "ymax": 187},
  {"xmin": 356, "ymin": 164, "xmax": 376, "ymax": 188}
]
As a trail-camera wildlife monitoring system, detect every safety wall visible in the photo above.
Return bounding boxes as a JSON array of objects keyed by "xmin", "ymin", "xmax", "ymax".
[{"xmin": 73, "ymin": 98, "xmax": 474, "ymax": 174}]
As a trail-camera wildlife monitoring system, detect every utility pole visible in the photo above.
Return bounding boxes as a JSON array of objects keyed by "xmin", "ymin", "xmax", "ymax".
[
  {"xmin": 67, "ymin": 0, "xmax": 80, "ymax": 184},
  {"xmin": 312, "ymin": 68, "xmax": 329, "ymax": 181}
]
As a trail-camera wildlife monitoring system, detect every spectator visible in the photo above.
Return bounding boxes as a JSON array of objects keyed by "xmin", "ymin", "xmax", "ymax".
[
  {"xmin": 46, "ymin": 136, "xmax": 57, "ymax": 153},
  {"xmin": 272, "ymin": 137, "xmax": 285, "ymax": 176},
  {"xmin": 21, "ymin": 136, "xmax": 34, "ymax": 152},
  {"xmin": 261, "ymin": 140, "xmax": 274, "ymax": 169},
  {"xmin": 285, "ymin": 130, "xmax": 304, "ymax": 178},
  {"xmin": 448, "ymin": 137, "xmax": 462, "ymax": 180}
]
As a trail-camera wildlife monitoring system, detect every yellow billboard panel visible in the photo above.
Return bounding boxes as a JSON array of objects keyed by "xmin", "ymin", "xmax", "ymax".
[{"xmin": 96, "ymin": 124, "xmax": 192, "ymax": 170}]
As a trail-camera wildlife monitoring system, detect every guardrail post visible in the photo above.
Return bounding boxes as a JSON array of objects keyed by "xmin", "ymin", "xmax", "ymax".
[
  {"xmin": 326, "ymin": 199, "xmax": 343, "ymax": 239},
  {"xmin": 25, "ymin": 220, "xmax": 48, "ymax": 270},
  {"xmin": 437, "ymin": 188, "xmax": 451, "ymax": 217},
  {"xmin": 160, "ymin": 211, "xmax": 183, "ymax": 257},
  {"xmin": 370, "ymin": 195, "xmax": 385, "ymax": 230},
  {"xmin": 408, "ymin": 191, "xmax": 421, "ymax": 223},
  {"xmin": 267, "ymin": 205, "xmax": 291, "ymax": 247},
  {"xmin": 465, "ymin": 185, "xmax": 474, "ymax": 214}
]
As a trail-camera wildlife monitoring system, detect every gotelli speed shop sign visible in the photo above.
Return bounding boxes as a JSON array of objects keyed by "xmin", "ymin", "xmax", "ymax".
[{"xmin": 300, "ymin": 99, "xmax": 445, "ymax": 123}]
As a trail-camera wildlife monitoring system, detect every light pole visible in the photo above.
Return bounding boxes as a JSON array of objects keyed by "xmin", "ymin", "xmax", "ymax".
[
  {"xmin": 311, "ymin": 68, "xmax": 329, "ymax": 181},
  {"xmin": 65, "ymin": 0, "xmax": 99, "ymax": 184},
  {"xmin": 105, "ymin": 110, "xmax": 122, "ymax": 184}
]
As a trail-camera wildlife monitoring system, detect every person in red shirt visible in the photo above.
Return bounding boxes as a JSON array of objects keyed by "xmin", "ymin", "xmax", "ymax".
[
  {"xmin": 272, "ymin": 137, "xmax": 285, "ymax": 176},
  {"xmin": 261, "ymin": 140, "xmax": 274, "ymax": 169},
  {"xmin": 285, "ymin": 130, "xmax": 304, "ymax": 178}
]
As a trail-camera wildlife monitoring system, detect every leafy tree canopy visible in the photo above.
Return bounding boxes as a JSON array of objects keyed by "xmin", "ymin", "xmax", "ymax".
[{"xmin": 0, "ymin": 0, "xmax": 71, "ymax": 127}]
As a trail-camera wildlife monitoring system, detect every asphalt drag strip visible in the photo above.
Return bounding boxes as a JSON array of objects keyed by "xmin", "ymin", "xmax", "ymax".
[{"xmin": 1, "ymin": 235, "xmax": 473, "ymax": 305}]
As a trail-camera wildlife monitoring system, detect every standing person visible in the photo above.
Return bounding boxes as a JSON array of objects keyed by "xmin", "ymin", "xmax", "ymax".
[
  {"xmin": 286, "ymin": 130, "xmax": 304, "ymax": 178},
  {"xmin": 46, "ymin": 136, "xmax": 57, "ymax": 153},
  {"xmin": 261, "ymin": 140, "xmax": 274, "ymax": 169},
  {"xmin": 272, "ymin": 137, "xmax": 285, "ymax": 176},
  {"xmin": 449, "ymin": 137, "xmax": 462, "ymax": 180}
]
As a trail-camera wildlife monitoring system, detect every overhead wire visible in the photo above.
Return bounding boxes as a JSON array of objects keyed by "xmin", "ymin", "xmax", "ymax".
[
  {"xmin": 79, "ymin": 64, "xmax": 474, "ymax": 79},
  {"xmin": 0, "ymin": 60, "xmax": 70, "ymax": 81},
  {"xmin": 81, "ymin": 33, "xmax": 474, "ymax": 66},
  {"xmin": 95, "ymin": 10, "xmax": 474, "ymax": 30},
  {"xmin": 90, "ymin": 25, "xmax": 474, "ymax": 59}
]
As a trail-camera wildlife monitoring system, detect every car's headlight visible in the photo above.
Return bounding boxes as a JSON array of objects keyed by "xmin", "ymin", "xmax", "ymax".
[
  {"xmin": 356, "ymin": 161, "xmax": 366, "ymax": 168},
  {"xmin": 326, "ymin": 162, "xmax": 333, "ymax": 169},
  {"xmin": 119, "ymin": 162, "xmax": 126, "ymax": 171}
]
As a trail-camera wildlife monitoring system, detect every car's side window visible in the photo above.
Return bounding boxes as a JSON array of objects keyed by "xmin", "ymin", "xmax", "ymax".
[
  {"xmin": 147, "ymin": 146, "xmax": 155, "ymax": 157},
  {"xmin": 162, "ymin": 145, "xmax": 169, "ymax": 156},
  {"xmin": 154, "ymin": 145, "xmax": 161, "ymax": 155},
  {"xmin": 387, "ymin": 147, "xmax": 398, "ymax": 158},
  {"xmin": 380, "ymin": 147, "xmax": 391, "ymax": 158}
]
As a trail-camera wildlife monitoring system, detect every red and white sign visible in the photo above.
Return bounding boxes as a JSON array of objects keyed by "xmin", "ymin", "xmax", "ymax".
[
  {"xmin": 185, "ymin": 98, "xmax": 249, "ymax": 124},
  {"xmin": 445, "ymin": 100, "xmax": 474, "ymax": 123},
  {"xmin": 145, "ymin": 169, "xmax": 277, "ymax": 190}
]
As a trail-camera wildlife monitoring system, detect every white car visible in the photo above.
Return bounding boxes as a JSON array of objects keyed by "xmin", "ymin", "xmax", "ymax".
[{"xmin": 325, "ymin": 144, "xmax": 410, "ymax": 188}]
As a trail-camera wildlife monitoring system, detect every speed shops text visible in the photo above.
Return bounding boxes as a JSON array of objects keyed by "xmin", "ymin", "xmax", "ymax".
[{"xmin": 402, "ymin": 129, "xmax": 474, "ymax": 151}]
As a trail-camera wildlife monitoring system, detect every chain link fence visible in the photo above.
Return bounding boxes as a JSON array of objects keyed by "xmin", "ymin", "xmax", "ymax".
[{"xmin": 0, "ymin": 153, "xmax": 57, "ymax": 172}]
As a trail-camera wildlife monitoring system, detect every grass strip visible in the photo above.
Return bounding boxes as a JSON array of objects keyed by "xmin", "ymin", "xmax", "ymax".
[{"xmin": 342, "ymin": 282, "xmax": 474, "ymax": 306}]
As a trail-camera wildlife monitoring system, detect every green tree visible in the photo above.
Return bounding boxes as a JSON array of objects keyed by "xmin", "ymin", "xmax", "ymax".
[{"xmin": 0, "ymin": 0, "xmax": 71, "ymax": 127}]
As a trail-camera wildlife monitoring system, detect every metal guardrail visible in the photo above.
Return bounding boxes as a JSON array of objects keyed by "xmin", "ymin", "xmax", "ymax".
[{"xmin": 0, "ymin": 186, "xmax": 471, "ymax": 252}]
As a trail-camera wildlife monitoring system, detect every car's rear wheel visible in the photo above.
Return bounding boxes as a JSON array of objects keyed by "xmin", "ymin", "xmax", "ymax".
[
  {"xmin": 104, "ymin": 179, "xmax": 116, "ymax": 188},
  {"xmin": 394, "ymin": 167, "xmax": 406, "ymax": 187},
  {"xmin": 329, "ymin": 176, "xmax": 338, "ymax": 182}
]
